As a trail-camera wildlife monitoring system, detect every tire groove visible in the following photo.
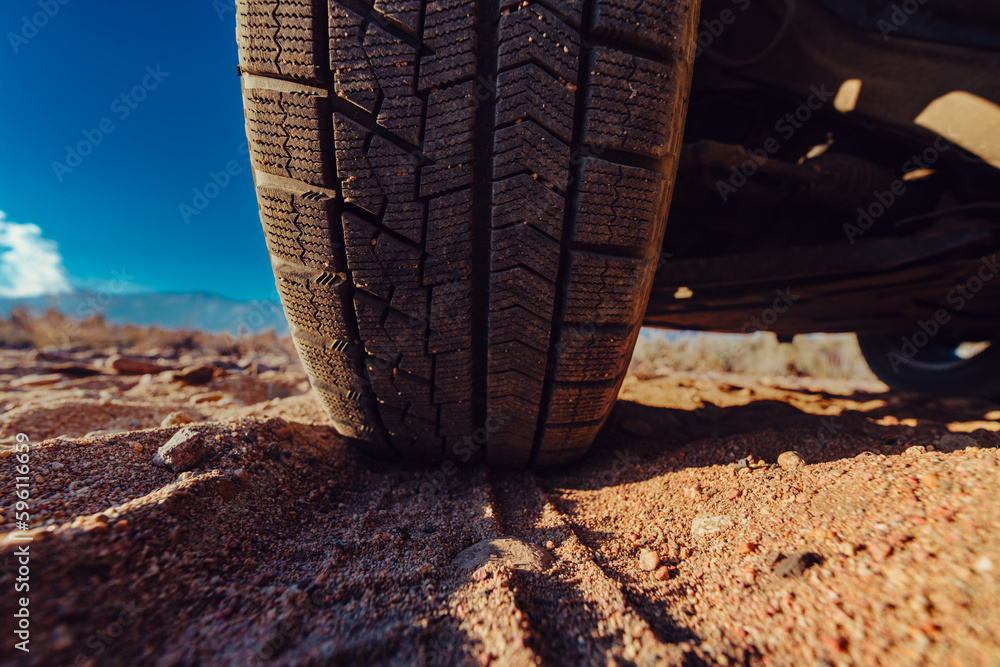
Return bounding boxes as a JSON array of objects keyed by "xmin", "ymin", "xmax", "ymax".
[
  {"xmin": 527, "ymin": 0, "xmax": 597, "ymax": 468},
  {"xmin": 473, "ymin": 0, "xmax": 500, "ymax": 459}
]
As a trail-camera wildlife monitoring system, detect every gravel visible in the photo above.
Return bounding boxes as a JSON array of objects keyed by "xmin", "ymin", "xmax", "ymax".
[{"xmin": 1, "ymin": 350, "xmax": 999, "ymax": 666}]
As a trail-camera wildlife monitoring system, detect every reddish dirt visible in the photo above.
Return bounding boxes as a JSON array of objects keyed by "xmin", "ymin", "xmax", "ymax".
[{"xmin": 2, "ymin": 344, "xmax": 999, "ymax": 666}]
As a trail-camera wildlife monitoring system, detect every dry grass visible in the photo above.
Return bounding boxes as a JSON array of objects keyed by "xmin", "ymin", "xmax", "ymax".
[{"xmin": 630, "ymin": 330, "xmax": 879, "ymax": 381}]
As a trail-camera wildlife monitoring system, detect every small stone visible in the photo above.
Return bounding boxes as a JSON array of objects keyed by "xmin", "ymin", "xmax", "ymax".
[
  {"xmin": 691, "ymin": 515, "xmax": 732, "ymax": 537},
  {"xmin": 679, "ymin": 547, "xmax": 691, "ymax": 559},
  {"xmin": 50, "ymin": 462, "xmax": 64, "ymax": 469},
  {"xmin": 107, "ymin": 354, "xmax": 168, "ymax": 375},
  {"xmin": 920, "ymin": 473, "xmax": 940, "ymax": 490},
  {"xmin": 545, "ymin": 540, "xmax": 555, "ymax": 550},
  {"xmin": 452, "ymin": 536, "xmax": 555, "ymax": 573},
  {"xmin": 904, "ymin": 446, "xmax": 926, "ymax": 457},
  {"xmin": 234, "ymin": 468, "xmax": 248, "ymax": 482},
  {"xmin": 737, "ymin": 542, "xmax": 755, "ymax": 555},
  {"xmin": 774, "ymin": 552, "xmax": 822, "ymax": 578},
  {"xmin": 132, "ymin": 442, "xmax": 143, "ymax": 453},
  {"xmin": 868, "ymin": 541, "xmax": 893, "ymax": 562},
  {"xmin": 35, "ymin": 475, "xmax": 45, "ymax": 484},
  {"xmin": 161, "ymin": 411, "xmax": 195, "ymax": 427},
  {"xmin": 620, "ymin": 418, "xmax": 652, "ymax": 438},
  {"xmin": 638, "ymin": 549, "xmax": 660, "ymax": 571},
  {"xmin": 724, "ymin": 488, "xmax": 741, "ymax": 501},
  {"xmin": 94, "ymin": 514, "xmax": 108, "ymax": 524},
  {"xmin": 653, "ymin": 565, "xmax": 670, "ymax": 581},
  {"xmin": 778, "ymin": 451, "xmax": 806, "ymax": 470},
  {"xmin": 974, "ymin": 556, "xmax": 993, "ymax": 574},
  {"xmin": 190, "ymin": 392, "xmax": 225, "ymax": 405},
  {"xmin": 173, "ymin": 365, "xmax": 216, "ymax": 385},
  {"xmin": 837, "ymin": 541, "xmax": 858, "ymax": 557},
  {"xmin": 153, "ymin": 427, "xmax": 206, "ymax": 472},
  {"xmin": 10, "ymin": 373, "xmax": 63, "ymax": 387}
]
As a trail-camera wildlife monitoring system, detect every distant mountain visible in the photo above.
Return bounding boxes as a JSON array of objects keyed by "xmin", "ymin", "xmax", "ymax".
[{"xmin": 0, "ymin": 291, "xmax": 289, "ymax": 336}]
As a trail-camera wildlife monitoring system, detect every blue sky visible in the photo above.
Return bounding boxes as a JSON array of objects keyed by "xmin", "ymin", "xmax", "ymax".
[{"xmin": 0, "ymin": 0, "xmax": 277, "ymax": 302}]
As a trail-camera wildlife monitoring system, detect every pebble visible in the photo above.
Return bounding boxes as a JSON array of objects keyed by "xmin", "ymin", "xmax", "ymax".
[
  {"xmin": 620, "ymin": 418, "xmax": 652, "ymax": 438},
  {"xmin": 132, "ymin": 442, "xmax": 144, "ymax": 453},
  {"xmin": 774, "ymin": 552, "xmax": 821, "ymax": 578},
  {"xmin": 190, "ymin": 392, "xmax": 225, "ymax": 405},
  {"xmin": 920, "ymin": 473, "xmax": 940, "ymax": 490},
  {"xmin": 161, "ymin": 412, "xmax": 195, "ymax": 427},
  {"xmin": 173, "ymin": 365, "xmax": 216, "ymax": 385},
  {"xmin": 234, "ymin": 468, "xmax": 248, "ymax": 482},
  {"xmin": 153, "ymin": 427, "xmax": 206, "ymax": 472},
  {"xmin": 108, "ymin": 355, "xmax": 168, "ymax": 375},
  {"xmin": 724, "ymin": 488, "xmax": 741, "ymax": 501},
  {"xmin": 50, "ymin": 462, "xmax": 64, "ymax": 469},
  {"xmin": 638, "ymin": 549, "xmax": 660, "ymax": 571},
  {"xmin": 691, "ymin": 515, "xmax": 732, "ymax": 537},
  {"xmin": 837, "ymin": 541, "xmax": 858, "ymax": 557},
  {"xmin": 869, "ymin": 542, "xmax": 893, "ymax": 562},
  {"xmin": 11, "ymin": 373, "xmax": 63, "ymax": 387},
  {"xmin": 974, "ymin": 556, "xmax": 993, "ymax": 574},
  {"xmin": 452, "ymin": 536, "xmax": 555, "ymax": 573},
  {"xmin": 904, "ymin": 446, "xmax": 926, "ymax": 456},
  {"xmin": 653, "ymin": 565, "xmax": 670, "ymax": 581},
  {"xmin": 778, "ymin": 451, "xmax": 806, "ymax": 470},
  {"xmin": 737, "ymin": 542, "xmax": 755, "ymax": 555},
  {"xmin": 545, "ymin": 540, "xmax": 555, "ymax": 550}
]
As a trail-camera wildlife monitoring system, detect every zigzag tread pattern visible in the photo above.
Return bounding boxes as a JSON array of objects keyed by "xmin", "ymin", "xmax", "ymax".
[{"xmin": 239, "ymin": 0, "xmax": 699, "ymax": 466}]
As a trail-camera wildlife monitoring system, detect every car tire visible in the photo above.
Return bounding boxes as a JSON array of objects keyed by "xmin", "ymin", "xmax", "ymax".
[{"xmin": 236, "ymin": 0, "xmax": 699, "ymax": 467}]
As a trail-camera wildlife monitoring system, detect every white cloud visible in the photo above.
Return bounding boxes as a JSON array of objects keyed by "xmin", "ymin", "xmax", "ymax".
[{"xmin": 0, "ymin": 210, "xmax": 73, "ymax": 298}]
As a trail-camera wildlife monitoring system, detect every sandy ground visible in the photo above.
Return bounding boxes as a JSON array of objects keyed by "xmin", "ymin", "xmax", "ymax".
[{"xmin": 1, "ymin": 344, "xmax": 999, "ymax": 666}]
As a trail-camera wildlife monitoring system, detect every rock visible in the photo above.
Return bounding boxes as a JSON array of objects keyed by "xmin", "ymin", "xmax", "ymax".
[
  {"xmin": 50, "ymin": 462, "xmax": 64, "ymax": 469},
  {"xmin": 173, "ymin": 365, "xmax": 216, "ymax": 385},
  {"xmin": 234, "ymin": 468, "xmax": 248, "ymax": 482},
  {"xmin": 50, "ymin": 363, "xmax": 103, "ymax": 377},
  {"xmin": 837, "ymin": 541, "xmax": 858, "ymax": 557},
  {"xmin": 108, "ymin": 354, "xmax": 169, "ymax": 375},
  {"xmin": 10, "ymin": 373, "xmax": 63, "ymax": 388},
  {"xmin": 653, "ymin": 566, "xmax": 670, "ymax": 581},
  {"xmin": 737, "ymin": 542, "xmax": 756, "ymax": 555},
  {"xmin": 904, "ymin": 445, "xmax": 926, "ymax": 456},
  {"xmin": 190, "ymin": 392, "xmax": 225, "ymax": 405},
  {"xmin": 919, "ymin": 473, "xmax": 940, "ymax": 490},
  {"xmin": 452, "ymin": 536, "xmax": 555, "ymax": 573},
  {"xmin": 161, "ymin": 412, "xmax": 195, "ymax": 427},
  {"xmin": 774, "ymin": 552, "xmax": 822, "ymax": 578},
  {"xmin": 132, "ymin": 442, "xmax": 143, "ymax": 453},
  {"xmin": 638, "ymin": 549, "xmax": 660, "ymax": 571},
  {"xmin": 778, "ymin": 451, "xmax": 806, "ymax": 470},
  {"xmin": 974, "ymin": 556, "xmax": 993, "ymax": 574},
  {"xmin": 620, "ymin": 418, "xmax": 652, "ymax": 438},
  {"xmin": 153, "ymin": 427, "xmax": 206, "ymax": 472},
  {"xmin": 868, "ymin": 541, "xmax": 893, "ymax": 562},
  {"xmin": 545, "ymin": 540, "xmax": 556, "ymax": 550},
  {"xmin": 724, "ymin": 488, "xmax": 741, "ymax": 501},
  {"xmin": 691, "ymin": 515, "xmax": 732, "ymax": 537}
]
